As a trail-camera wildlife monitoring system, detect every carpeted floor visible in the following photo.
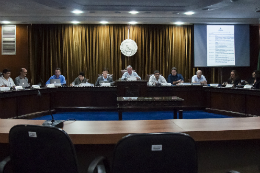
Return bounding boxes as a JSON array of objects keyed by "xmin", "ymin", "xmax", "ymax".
[{"xmin": 32, "ymin": 110, "xmax": 231, "ymax": 121}]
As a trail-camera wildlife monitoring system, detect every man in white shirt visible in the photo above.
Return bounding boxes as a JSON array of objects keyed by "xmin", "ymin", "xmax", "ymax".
[
  {"xmin": 148, "ymin": 70, "xmax": 167, "ymax": 86},
  {"xmin": 121, "ymin": 65, "xmax": 141, "ymax": 80},
  {"xmin": 0, "ymin": 69, "xmax": 16, "ymax": 87},
  {"xmin": 191, "ymin": 70, "xmax": 207, "ymax": 85}
]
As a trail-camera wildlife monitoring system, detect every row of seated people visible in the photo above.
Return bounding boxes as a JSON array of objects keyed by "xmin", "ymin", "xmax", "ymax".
[{"xmin": 0, "ymin": 66, "xmax": 260, "ymax": 89}]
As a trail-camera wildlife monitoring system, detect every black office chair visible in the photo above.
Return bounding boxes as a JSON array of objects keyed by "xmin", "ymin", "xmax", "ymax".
[
  {"xmin": 0, "ymin": 125, "xmax": 80, "ymax": 173},
  {"xmin": 88, "ymin": 133, "xmax": 198, "ymax": 173}
]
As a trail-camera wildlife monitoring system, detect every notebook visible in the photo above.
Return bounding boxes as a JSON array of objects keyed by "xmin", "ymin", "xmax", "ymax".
[
  {"xmin": 50, "ymin": 79, "xmax": 61, "ymax": 84},
  {"xmin": 19, "ymin": 79, "xmax": 29, "ymax": 88}
]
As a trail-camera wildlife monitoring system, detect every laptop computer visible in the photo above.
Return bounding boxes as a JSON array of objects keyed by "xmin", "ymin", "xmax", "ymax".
[
  {"xmin": 50, "ymin": 79, "xmax": 61, "ymax": 84},
  {"xmin": 19, "ymin": 79, "xmax": 29, "ymax": 88}
]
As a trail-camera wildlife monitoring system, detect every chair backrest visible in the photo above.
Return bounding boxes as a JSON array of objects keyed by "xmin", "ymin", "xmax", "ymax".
[
  {"xmin": 112, "ymin": 133, "xmax": 197, "ymax": 173},
  {"xmin": 120, "ymin": 70, "xmax": 135, "ymax": 76},
  {"xmin": 98, "ymin": 74, "xmax": 113, "ymax": 78},
  {"xmin": 9, "ymin": 125, "xmax": 79, "ymax": 173}
]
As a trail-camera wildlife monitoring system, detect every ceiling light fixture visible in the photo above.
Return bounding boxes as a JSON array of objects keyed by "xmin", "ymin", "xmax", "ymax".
[
  {"xmin": 100, "ymin": 21, "xmax": 108, "ymax": 24},
  {"xmin": 184, "ymin": 11, "xmax": 195, "ymax": 15},
  {"xmin": 174, "ymin": 22, "xmax": 184, "ymax": 25},
  {"xmin": 129, "ymin": 11, "xmax": 139, "ymax": 14},
  {"xmin": 72, "ymin": 10, "xmax": 83, "ymax": 14},
  {"xmin": 128, "ymin": 21, "xmax": 137, "ymax": 24},
  {"xmin": 71, "ymin": 21, "xmax": 80, "ymax": 24},
  {"xmin": 2, "ymin": 21, "xmax": 10, "ymax": 24}
]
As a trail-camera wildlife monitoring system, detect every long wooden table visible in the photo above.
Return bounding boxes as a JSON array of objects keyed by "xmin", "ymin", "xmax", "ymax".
[
  {"xmin": 1, "ymin": 118, "xmax": 260, "ymax": 173},
  {"xmin": 1, "ymin": 86, "xmax": 260, "ymax": 119},
  {"xmin": 1, "ymin": 118, "xmax": 260, "ymax": 144}
]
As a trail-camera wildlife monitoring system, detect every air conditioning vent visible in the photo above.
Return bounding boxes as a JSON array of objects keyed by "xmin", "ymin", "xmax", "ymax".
[{"xmin": 2, "ymin": 25, "xmax": 16, "ymax": 55}]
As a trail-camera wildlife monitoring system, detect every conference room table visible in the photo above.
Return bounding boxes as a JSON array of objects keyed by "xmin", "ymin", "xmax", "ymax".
[
  {"xmin": 1, "ymin": 118, "xmax": 260, "ymax": 173},
  {"xmin": 1, "ymin": 85, "xmax": 260, "ymax": 172},
  {"xmin": 0, "ymin": 85, "xmax": 260, "ymax": 119}
]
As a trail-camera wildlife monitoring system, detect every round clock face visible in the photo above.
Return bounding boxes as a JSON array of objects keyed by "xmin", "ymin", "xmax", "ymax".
[{"xmin": 120, "ymin": 39, "xmax": 138, "ymax": 56}]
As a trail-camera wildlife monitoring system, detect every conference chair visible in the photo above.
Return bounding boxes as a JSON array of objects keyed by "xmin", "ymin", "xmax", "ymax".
[
  {"xmin": 98, "ymin": 74, "xmax": 113, "ymax": 78},
  {"xmin": 88, "ymin": 132, "xmax": 198, "ymax": 173},
  {"xmin": 120, "ymin": 69, "xmax": 135, "ymax": 76},
  {"xmin": 0, "ymin": 125, "xmax": 84, "ymax": 173}
]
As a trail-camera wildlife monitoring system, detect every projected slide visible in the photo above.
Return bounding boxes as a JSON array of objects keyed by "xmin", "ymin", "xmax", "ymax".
[{"xmin": 207, "ymin": 25, "xmax": 235, "ymax": 66}]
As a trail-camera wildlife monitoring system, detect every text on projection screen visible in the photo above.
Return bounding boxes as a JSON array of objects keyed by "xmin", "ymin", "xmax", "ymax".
[{"xmin": 207, "ymin": 25, "xmax": 235, "ymax": 66}]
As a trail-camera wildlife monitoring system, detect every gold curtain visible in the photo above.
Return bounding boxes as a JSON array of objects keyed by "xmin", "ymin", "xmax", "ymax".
[{"xmin": 29, "ymin": 24, "xmax": 194, "ymax": 85}]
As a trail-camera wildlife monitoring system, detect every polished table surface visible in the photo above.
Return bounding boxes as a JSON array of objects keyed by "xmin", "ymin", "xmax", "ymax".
[{"xmin": 1, "ymin": 117, "xmax": 260, "ymax": 144}]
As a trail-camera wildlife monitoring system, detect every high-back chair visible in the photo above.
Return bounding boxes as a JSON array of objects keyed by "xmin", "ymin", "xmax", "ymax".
[
  {"xmin": 88, "ymin": 133, "xmax": 198, "ymax": 173},
  {"xmin": 120, "ymin": 70, "xmax": 135, "ymax": 76},
  {"xmin": 0, "ymin": 125, "xmax": 80, "ymax": 173}
]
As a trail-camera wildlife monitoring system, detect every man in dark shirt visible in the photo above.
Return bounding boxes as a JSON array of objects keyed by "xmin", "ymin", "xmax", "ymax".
[{"xmin": 167, "ymin": 67, "xmax": 184, "ymax": 85}]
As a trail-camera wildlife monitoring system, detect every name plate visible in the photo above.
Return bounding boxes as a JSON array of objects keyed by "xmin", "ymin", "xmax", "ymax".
[
  {"xmin": 244, "ymin": 85, "xmax": 252, "ymax": 89},
  {"xmin": 100, "ymin": 83, "xmax": 111, "ymax": 87},
  {"xmin": 127, "ymin": 76, "xmax": 137, "ymax": 81},
  {"xmin": 15, "ymin": 86, "xmax": 23, "ymax": 90},
  {"xmin": 0, "ymin": 87, "xmax": 10, "ymax": 91},
  {"xmin": 47, "ymin": 84, "xmax": 55, "ymax": 88},
  {"xmin": 32, "ymin": 85, "xmax": 40, "ymax": 89},
  {"xmin": 225, "ymin": 84, "xmax": 233, "ymax": 88},
  {"xmin": 161, "ymin": 83, "xmax": 171, "ymax": 86},
  {"xmin": 178, "ymin": 83, "xmax": 192, "ymax": 86}
]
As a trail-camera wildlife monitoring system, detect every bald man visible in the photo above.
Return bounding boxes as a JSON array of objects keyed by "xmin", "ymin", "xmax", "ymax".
[
  {"xmin": 14, "ymin": 68, "xmax": 29, "ymax": 87},
  {"xmin": 191, "ymin": 70, "xmax": 207, "ymax": 85}
]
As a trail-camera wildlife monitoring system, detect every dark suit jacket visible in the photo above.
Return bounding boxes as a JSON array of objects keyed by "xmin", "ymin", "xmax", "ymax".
[
  {"xmin": 253, "ymin": 80, "xmax": 260, "ymax": 89},
  {"xmin": 95, "ymin": 76, "xmax": 113, "ymax": 86},
  {"xmin": 227, "ymin": 77, "xmax": 241, "ymax": 86}
]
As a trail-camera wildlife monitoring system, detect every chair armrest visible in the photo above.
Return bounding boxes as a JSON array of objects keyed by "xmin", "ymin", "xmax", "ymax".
[
  {"xmin": 87, "ymin": 156, "xmax": 110, "ymax": 173},
  {"xmin": 0, "ymin": 156, "xmax": 10, "ymax": 173}
]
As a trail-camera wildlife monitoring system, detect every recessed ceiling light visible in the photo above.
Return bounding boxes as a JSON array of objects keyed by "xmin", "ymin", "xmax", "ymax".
[
  {"xmin": 2, "ymin": 21, "xmax": 10, "ymax": 24},
  {"xmin": 129, "ymin": 11, "xmax": 139, "ymax": 14},
  {"xmin": 71, "ymin": 21, "xmax": 80, "ymax": 24},
  {"xmin": 100, "ymin": 21, "xmax": 108, "ymax": 24},
  {"xmin": 128, "ymin": 21, "xmax": 138, "ymax": 24},
  {"xmin": 184, "ymin": 11, "xmax": 195, "ymax": 15},
  {"xmin": 174, "ymin": 22, "xmax": 184, "ymax": 25},
  {"xmin": 72, "ymin": 10, "xmax": 83, "ymax": 14}
]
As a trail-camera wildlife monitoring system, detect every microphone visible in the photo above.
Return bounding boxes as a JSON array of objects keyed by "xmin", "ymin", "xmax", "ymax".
[
  {"xmin": 42, "ymin": 112, "xmax": 64, "ymax": 128},
  {"xmin": 37, "ymin": 90, "xmax": 41, "ymax": 97}
]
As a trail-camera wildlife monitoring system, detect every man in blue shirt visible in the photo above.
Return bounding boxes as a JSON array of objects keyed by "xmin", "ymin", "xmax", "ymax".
[
  {"xmin": 46, "ymin": 68, "xmax": 66, "ymax": 85},
  {"xmin": 167, "ymin": 67, "xmax": 184, "ymax": 85}
]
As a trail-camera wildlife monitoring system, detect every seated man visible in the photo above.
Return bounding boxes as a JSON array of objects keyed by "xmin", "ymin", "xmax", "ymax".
[
  {"xmin": 0, "ymin": 69, "xmax": 16, "ymax": 87},
  {"xmin": 14, "ymin": 68, "xmax": 30, "ymax": 87},
  {"xmin": 70, "ymin": 72, "xmax": 88, "ymax": 86},
  {"xmin": 95, "ymin": 69, "xmax": 113, "ymax": 86},
  {"xmin": 121, "ymin": 65, "xmax": 141, "ymax": 80},
  {"xmin": 46, "ymin": 68, "xmax": 66, "ymax": 85},
  {"xmin": 191, "ymin": 70, "xmax": 207, "ymax": 85},
  {"xmin": 148, "ymin": 70, "xmax": 167, "ymax": 86},
  {"xmin": 223, "ymin": 70, "xmax": 241, "ymax": 86},
  {"xmin": 167, "ymin": 67, "xmax": 184, "ymax": 85}
]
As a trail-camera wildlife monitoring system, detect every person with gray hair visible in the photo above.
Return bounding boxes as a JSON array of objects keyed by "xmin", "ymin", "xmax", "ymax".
[
  {"xmin": 191, "ymin": 70, "xmax": 207, "ymax": 85},
  {"xmin": 121, "ymin": 65, "xmax": 141, "ymax": 80}
]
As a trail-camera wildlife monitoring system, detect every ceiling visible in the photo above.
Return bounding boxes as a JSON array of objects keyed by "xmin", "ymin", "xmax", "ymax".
[{"xmin": 0, "ymin": 0, "xmax": 260, "ymax": 24}]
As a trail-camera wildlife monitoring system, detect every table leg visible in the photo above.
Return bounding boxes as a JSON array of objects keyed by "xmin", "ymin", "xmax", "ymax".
[
  {"xmin": 179, "ymin": 110, "xmax": 183, "ymax": 119},
  {"xmin": 118, "ymin": 110, "xmax": 122, "ymax": 120},
  {"xmin": 173, "ymin": 110, "xmax": 177, "ymax": 119}
]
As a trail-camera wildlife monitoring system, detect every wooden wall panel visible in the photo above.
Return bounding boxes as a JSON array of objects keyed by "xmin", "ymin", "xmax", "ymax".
[{"xmin": 0, "ymin": 25, "xmax": 30, "ymax": 81}]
